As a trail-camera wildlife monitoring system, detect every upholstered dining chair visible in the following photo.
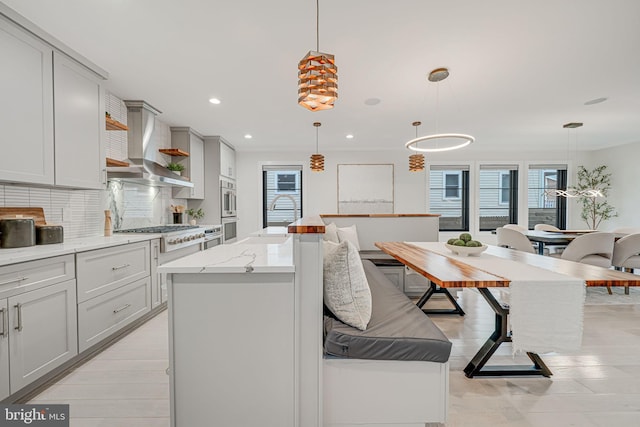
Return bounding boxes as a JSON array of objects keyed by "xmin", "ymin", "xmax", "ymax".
[
  {"xmin": 496, "ymin": 227, "xmax": 536, "ymax": 254},
  {"xmin": 503, "ymin": 224, "xmax": 528, "ymax": 233},
  {"xmin": 534, "ymin": 224, "xmax": 561, "ymax": 232},
  {"xmin": 558, "ymin": 232, "xmax": 615, "ymax": 268},
  {"xmin": 612, "ymin": 233, "xmax": 640, "ymax": 295},
  {"xmin": 612, "ymin": 227, "xmax": 640, "ymax": 235}
]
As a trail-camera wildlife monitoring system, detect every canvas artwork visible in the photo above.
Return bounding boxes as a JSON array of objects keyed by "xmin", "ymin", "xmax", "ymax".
[{"xmin": 337, "ymin": 164, "xmax": 394, "ymax": 213}]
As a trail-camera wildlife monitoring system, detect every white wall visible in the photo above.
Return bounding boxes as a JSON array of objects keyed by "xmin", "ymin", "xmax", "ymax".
[
  {"xmin": 580, "ymin": 140, "xmax": 640, "ymax": 231},
  {"xmin": 235, "ymin": 147, "xmax": 588, "ymax": 240}
]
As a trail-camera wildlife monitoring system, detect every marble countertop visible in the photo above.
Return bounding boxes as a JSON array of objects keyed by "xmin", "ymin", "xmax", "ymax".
[
  {"xmin": 0, "ymin": 234, "xmax": 160, "ymax": 267},
  {"xmin": 158, "ymin": 235, "xmax": 294, "ymax": 274}
]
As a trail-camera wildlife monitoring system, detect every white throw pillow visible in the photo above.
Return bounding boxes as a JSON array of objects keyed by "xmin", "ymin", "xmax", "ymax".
[
  {"xmin": 337, "ymin": 224, "xmax": 361, "ymax": 251},
  {"xmin": 323, "ymin": 240, "xmax": 372, "ymax": 330},
  {"xmin": 323, "ymin": 222, "xmax": 339, "ymax": 243}
]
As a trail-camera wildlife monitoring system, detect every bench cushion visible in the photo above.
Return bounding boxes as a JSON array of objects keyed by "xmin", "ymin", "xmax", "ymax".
[{"xmin": 324, "ymin": 260, "xmax": 452, "ymax": 363}]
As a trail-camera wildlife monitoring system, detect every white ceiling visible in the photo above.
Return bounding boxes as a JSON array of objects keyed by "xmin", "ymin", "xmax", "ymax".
[{"xmin": 4, "ymin": 0, "xmax": 640, "ymax": 153}]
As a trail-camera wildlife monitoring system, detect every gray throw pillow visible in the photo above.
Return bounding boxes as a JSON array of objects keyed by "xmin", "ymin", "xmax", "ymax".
[{"xmin": 323, "ymin": 240, "xmax": 372, "ymax": 330}]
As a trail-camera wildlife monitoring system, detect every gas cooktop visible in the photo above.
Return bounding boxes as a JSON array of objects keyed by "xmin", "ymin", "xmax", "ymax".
[{"xmin": 115, "ymin": 225, "xmax": 199, "ymax": 234}]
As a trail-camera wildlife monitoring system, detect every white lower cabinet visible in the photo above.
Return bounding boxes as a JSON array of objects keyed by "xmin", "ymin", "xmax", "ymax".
[
  {"xmin": 0, "ymin": 299, "xmax": 9, "ymax": 400},
  {"xmin": 8, "ymin": 279, "xmax": 78, "ymax": 393},
  {"xmin": 170, "ymin": 273, "xmax": 295, "ymax": 427},
  {"xmin": 404, "ymin": 266, "xmax": 430, "ymax": 296},
  {"xmin": 78, "ymin": 276, "xmax": 151, "ymax": 353}
]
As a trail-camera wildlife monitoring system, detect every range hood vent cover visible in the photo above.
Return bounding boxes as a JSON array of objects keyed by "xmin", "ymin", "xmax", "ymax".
[{"xmin": 106, "ymin": 100, "xmax": 194, "ymax": 188}]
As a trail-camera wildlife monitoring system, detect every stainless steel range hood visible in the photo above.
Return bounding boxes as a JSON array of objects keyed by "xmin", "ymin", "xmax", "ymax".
[{"xmin": 106, "ymin": 100, "xmax": 194, "ymax": 188}]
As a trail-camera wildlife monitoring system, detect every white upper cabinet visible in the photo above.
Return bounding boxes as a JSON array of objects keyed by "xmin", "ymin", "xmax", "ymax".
[
  {"xmin": 219, "ymin": 140, "xmax": 236, "ymax": 179},
  {"xmin": 0, "ymin": 16, "xmax": 54, "ymax": 185},
  {"xmin": 53, "ymin": 52, "xmax": 106, "ymax": 189},
  {"xmin": 171, "ymin": 127, "xmax": 205, "ymax": 199}
]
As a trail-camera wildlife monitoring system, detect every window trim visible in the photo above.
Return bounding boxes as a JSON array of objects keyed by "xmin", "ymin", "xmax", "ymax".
[
  {"xmin": 498, "ymin": 171, "xmax": 510, "ymax": 205},
  {"xmin": 442, "ymin": 171, "xmax": 462, "ymax": 200}
]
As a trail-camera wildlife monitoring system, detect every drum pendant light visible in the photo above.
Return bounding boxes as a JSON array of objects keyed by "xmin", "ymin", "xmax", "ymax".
[
  {"xmin": 310, "ymin": 122, "xmax": 325, "ymax": 172},
  {"xmin": 298, "ymin": 0, "xmax": 338, "ymax": 111},
  {"xmin": 409, "ymin": 121, "xmax": 425, "ymax": 172}
]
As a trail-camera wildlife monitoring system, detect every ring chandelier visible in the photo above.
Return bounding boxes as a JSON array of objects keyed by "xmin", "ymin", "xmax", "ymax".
[
  {"xmin": 405, "ymin": 133, "xmax": 475, "ymax": 152},
  {"xmin": 405, "ymin": 68, "xmax": 474, "ymax": 153}
]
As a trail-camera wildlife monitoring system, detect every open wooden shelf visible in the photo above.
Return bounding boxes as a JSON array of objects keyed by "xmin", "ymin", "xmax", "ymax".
[
  {"xmin": 159, "ymin": 148, "xmax": 190, "ymax": 157},
  {"xmin": 106, "ymin": 157, "xmax": 130, "ymax": 167},
  {"xmin": 106, "ymin": 117, "xmax": 128, "ymax": 131}
]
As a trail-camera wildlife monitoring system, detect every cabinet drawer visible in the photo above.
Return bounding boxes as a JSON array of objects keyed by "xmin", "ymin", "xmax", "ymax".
[
  {"xmin": 0, "ymin": 255, "xmax": 75, "ymax": 299},
  {"xmin": 77, "ymin": 276, "xmax": 151, "ymax": 353},
  {"xmin": 76, "ymin": 242, "xmax": 150, "ymax": 302}
]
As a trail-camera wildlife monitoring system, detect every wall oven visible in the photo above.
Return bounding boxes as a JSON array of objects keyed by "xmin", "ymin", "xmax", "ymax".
[
  {"xmin": 221, "ymin": 178, "xmax": 236, "ymax": 218},
  {"xmin": 222, "ymin": 217, "xmax": 237, "ymax": 243}
]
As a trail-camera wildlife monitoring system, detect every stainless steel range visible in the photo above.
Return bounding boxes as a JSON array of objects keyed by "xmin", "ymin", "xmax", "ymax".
[{"xmin": 114, "ymin": 225, "xmax": 206, "ymax": 252}]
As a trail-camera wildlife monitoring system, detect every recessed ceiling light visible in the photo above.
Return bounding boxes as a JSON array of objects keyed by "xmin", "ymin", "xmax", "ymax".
[
  {"xmin": 364, "ymin": 98, "xmax": 381, "ymax": 106},
  {"xmin": 584, "ymin": 97, "xmax": 608, "ymax": 106},
  {"xmin": 244, "ymin": 134, "xmax": 252, "ymax": 139},
  {"xmin": 209, "ymin": 98, "xmax": 221, "ymax": 105},
  {"xmin": 346, "ymin": 134, "xmax": 354, "ymax": 139}
]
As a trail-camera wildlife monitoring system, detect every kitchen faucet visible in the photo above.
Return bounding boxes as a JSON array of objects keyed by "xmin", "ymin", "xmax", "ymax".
[{"xmin": 268, "ymin": 194, "xmax": 298, "ymax": 221}]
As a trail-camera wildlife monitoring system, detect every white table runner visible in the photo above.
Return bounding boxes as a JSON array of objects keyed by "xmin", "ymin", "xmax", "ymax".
[{"xmin": 408, "ymin": 242, "xmax": 586, "ymax": 355}]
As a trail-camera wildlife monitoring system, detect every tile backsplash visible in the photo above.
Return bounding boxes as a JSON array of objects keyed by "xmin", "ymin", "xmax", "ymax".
[
  {"xmin": 0, "ymin": 92, "xmax": 187, "ymax": 239},
  {"xmin": 0, "ymin": 184, "xmax": 103, "ymax": 238}
]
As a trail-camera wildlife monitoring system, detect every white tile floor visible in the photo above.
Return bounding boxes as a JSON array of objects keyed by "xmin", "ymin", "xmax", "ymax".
[{"xmin": 29, "ymin": 289, "xmax": 640, "ymax": 427}]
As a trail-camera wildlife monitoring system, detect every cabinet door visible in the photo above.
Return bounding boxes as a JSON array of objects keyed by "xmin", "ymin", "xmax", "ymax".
[
  {"xmin": 8, "ymin": 279, "xmax": 78, "ymax": 392},
  {"xmin": 173, "ymin": 132, "xmax": 204, "ymax": 199},
  {"xmin": 0, "ymin": 299, "xmax": 9, "ymax": 401},
  {"xmin": 189, "ymin": 134, "xmax": 205, "ymax": 199},
  {"xmin": 219, "ymin": 142, "xmax": 235, "ymax": 179},
  {"xmin": 150, "ymin": 239, "xmax": 162, "ymax": 309},
  {"xmin": 378, "ymin": 266, "xmax": 404, "ymax": 290},
  {"xmin": 0, "ymin": 17, "xmax": 54, "ymax": 185},
  {"xmin": 53, "ymin": 52, "xmax": 105, "ymax": 189}
]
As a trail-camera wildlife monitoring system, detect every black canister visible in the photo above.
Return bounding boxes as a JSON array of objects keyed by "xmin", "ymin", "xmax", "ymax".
[
  {"xmin": 0, "ymin": 218, "xmax": 36, "ymax": 248},
  {"xmin": 36, "ymin": 224, "xmax": 64, "ymax": 245}
]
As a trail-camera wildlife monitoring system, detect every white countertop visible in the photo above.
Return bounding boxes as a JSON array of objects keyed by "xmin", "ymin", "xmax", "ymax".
[
  {"xmin": 158, "ymin": 235, "xmax": 294, "ymax": 274},
  {"xmin": 250, "ymin": 226, "xmax": 289, "ymax": 237},
  {"xmin": 0, "ymin": 234, "xmax": 160, "ymax": 267}
]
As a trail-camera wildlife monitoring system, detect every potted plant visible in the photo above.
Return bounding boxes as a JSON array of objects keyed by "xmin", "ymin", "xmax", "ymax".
[
  {"xmin": 166, "ymin": 162, "xmax": 185, "ymax": 176},
  {"xmin": 186, "ymin": 208, "xmax": 205, "ymax": 225},
  {"xmin": 575, "ymin": 165, "xmax": 617, "ymax": 230}
]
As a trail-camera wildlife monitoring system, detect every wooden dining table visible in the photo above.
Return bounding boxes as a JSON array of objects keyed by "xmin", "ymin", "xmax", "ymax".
[{"xmin": 375, "ymin": 241, "xmax": 640, "ymax": 379}]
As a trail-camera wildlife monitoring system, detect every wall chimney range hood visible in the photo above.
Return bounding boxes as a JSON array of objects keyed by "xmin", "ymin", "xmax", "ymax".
[{"xmin": 106, "ymin": 100, "xmax": 194, "ymax": 188}]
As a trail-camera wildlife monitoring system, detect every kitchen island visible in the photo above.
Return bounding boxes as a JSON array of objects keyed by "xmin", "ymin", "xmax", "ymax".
[{"xmin": 159, "ymin": 218, "xmax": 325, "ymax": 427}]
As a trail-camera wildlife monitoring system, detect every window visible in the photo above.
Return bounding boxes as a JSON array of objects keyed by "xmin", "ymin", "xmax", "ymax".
[
  {"xmin": 263, "ymin": 166, "xmax": 302, "ymax": 228},
  {"xmin": 527, "ymin": 165, "xmax": 567, "ymax": 229},
  {"xmin": 276, "ymin": 173, "xmax": 297, "ymax": 193},
  {"xmin": 429, "ymin": 166, "xmax": 469, "ymax": 231},
  {"xmin": 443, "ymin": 172, "xmax": 461, "ymax": 200},
  {"xmin": 479, "ymin": 165, "xmax": 518, "ymax": 231}
]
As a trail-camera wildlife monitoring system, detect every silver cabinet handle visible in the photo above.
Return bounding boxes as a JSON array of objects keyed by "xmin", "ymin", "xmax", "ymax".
[
  {"xmin": 0, "ymin": 308, "xmax": 6, "ymax": 337},
  {"xmin": 0, "ymin": 276, "xmax": 28, "ymax": 287},
  {"xmin": 14, "ymin": 303, "xmax": 22, "ymax": 332},
  {"xmin": 112, "ymin": 264, "xmax": 130, "ymax": 271},
  {"xmin": 113, "ymin": 304, "xmax": 131, "ymax": 314}
]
